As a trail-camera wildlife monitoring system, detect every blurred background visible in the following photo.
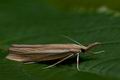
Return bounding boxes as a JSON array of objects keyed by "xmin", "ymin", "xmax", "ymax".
[{"xmin": 0, "ymin": 0, "xmax": 120, "ymax": 80}]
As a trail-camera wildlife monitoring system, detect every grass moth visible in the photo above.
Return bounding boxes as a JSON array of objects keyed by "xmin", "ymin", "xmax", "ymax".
[
  {"xmin": 6, "ymin": 36, "xmax": 103, "ymax": 71},
  {"xmin": 6, "ymin": 42, "xmax": 101, "ymax": 71}
]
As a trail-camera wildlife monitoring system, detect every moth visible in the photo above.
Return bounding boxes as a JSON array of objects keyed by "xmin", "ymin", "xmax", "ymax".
[{"xmin": 6, "ymin": 37, "xmax": 102, "ymax": 71}]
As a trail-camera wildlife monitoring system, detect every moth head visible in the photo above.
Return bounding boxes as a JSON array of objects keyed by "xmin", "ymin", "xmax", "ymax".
[{"xmin": 81, "ymin": 42, "xmax": 101, "ymax": 53}]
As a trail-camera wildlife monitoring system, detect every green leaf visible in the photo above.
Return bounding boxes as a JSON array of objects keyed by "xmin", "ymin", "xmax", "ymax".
[{"xmin": 0, "ymin": 0, "xmax": 120, "ymax": 80}]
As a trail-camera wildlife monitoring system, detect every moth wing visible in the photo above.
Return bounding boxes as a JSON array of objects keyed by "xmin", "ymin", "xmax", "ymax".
[
  {"xmin": 9, "ymin": 47, "xmax": 72, "ymax": 54},
  {"xmin": 7, "ymin": 49, "xmax": 76, "ymax": 62},
  {"xmin": 9, "ymin": 44, "xmax": 81, "ymax": 54},
  {"xmin": 7, "ymin": 44, "xmax": 81, "ymax": 62}
]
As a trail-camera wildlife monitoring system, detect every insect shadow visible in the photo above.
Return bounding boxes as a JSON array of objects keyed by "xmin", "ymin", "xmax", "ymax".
[{"xmin": 36, "ymin": 56, "xmax": 97, "ymax": 66}]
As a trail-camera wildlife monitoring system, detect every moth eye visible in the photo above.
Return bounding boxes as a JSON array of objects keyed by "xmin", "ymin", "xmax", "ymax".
[{"xmin": 81, "ymin": 49, "xmax": 85, "ymax": 53}]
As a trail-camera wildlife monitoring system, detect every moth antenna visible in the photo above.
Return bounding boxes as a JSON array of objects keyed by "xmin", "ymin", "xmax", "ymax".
[
  {"xmin": 61, "ymin": 35, "xmax": 83, "ymax": 46},
  {"xmin": 100, "ymin": 41, "xmax": 120, "ymax": 45},
  {"xmin": 86, "ymin": 41, "xmax": 120, "ymax": 51}
]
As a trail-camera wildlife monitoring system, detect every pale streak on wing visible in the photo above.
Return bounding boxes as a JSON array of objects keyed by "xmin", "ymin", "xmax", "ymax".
[
  {"xmin": 11, "ymin": 44, "xmax": 81, "ymax": 49},
  {"xmin": 7, "ymin": 49, "xmax": 78, "ymax": 62},
  {"xmin": 9, "ymin": 44, "xmax": 81, "ymax": 54},
  {"xmin": 9, "ymin": 48, "xmax": 71, "ymax": 54}
]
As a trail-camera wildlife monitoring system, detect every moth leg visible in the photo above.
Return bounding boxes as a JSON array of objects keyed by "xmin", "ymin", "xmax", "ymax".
[
  {"xmin": 77, "ymin": 53, "xmax": 80, "ymax": 71},
  {"xmin": 43, "ymin": 54, "xmax": 74, "ymax": 69},
  {"xmin": 23, "ymin": 62, "xmax": 36, "ymax": 64},
  {"xmin": 92, "ymin": 50, "xmax": 105, "ymax": 54}
]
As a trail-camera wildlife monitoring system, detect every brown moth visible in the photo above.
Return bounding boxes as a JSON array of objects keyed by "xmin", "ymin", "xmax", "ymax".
[
  {"xmin": 6, "ymin": 42, "xmax": 101, "ymax": 71},
  {"xmin": 6, "ymin": 36, "xmax": 103, "ymax": 71}
]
